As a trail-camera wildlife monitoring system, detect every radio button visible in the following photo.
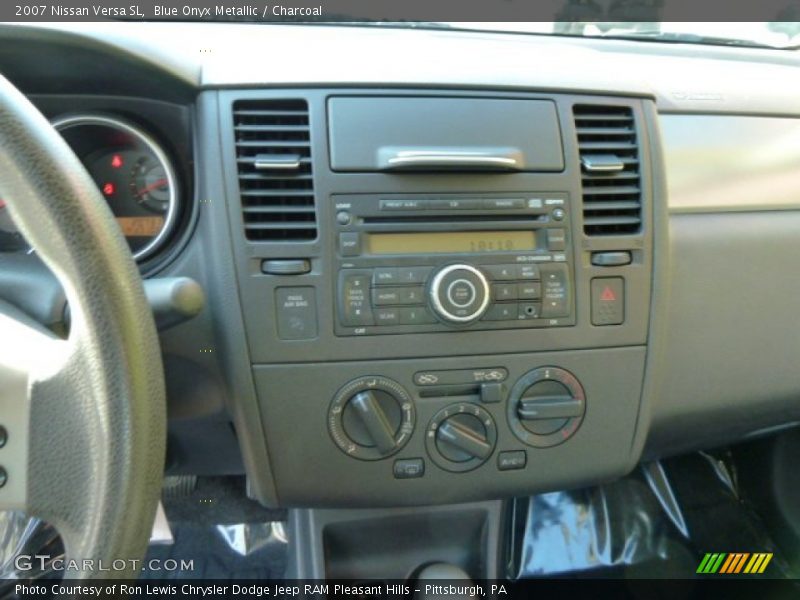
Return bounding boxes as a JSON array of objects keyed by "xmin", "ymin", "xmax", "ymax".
[
  {"xmin": 397, "ymin": 266, "xmax": 433, "ymax": 285},
  {"xmin": 399, "ymin": 286, "xmax": 425, "ymax": 304},
  {"xmin": 518, "ymin": 282, "xmax": 542, "ymax": 300},
  {"xmin": 400, "ymin": 307, "xmax": 436, "ymax": 325},
  {"xmin": 484, "ymin": 198, "xmax": 525, "ymax": 209},
  {"xmin": 493, "ymin": 283, "xmax": 518, "ymax": 301},
  {"xmin": 372, "ymin": 288, "xmax": 402, "ymax": 306},
  {"xmin": 527, "ymin": 198, "xmax": 544, "ymax": 209},
  {"xmin": 375, "ymin": 308, "xmax": 400, "ymax": 325},
  {"xmin": 372, "ymin": 286, "xmax": 425, "ymax": 306},
  {"xmin": 484, "ymin": 303, "xmax": 518, "ymax": 321},
  {"xmin": 429, "ymin": 199, "xmax": 482, "ymax": 210},
  {"xmin": 516, "ymin": 264, "xmax": 540, "ymax": 280},
  {"xmin": 547, "ymin": 229, "xmax": 567, "ymax": 251},
  {"xmin": 380, "ymin": 199, "xmax": 426, "ymax": 210},
  {"xmin": 340, "ymin": 273, "xmax": 373, "ymax": 326},
  {"xmin": 373, "ymin": 268, "xmax": 399, "ymax": 285},
  {"xmin": 540, "ymin": 264, "xmax": 570, "ymax": 318},
  {"xmin": 485, "ymin": 264, "xmax": 517, "ymax": 281},
  {"xmin": 338, "ymin": 232, "xmax": 361, "ymax": 257},
  {"xmin": 519, "ymin": 302, "xmax": 542, "ymax": 319},
  {"xmin": 447, "ymin": 279, "xmax": 477, "ymax": 307}
]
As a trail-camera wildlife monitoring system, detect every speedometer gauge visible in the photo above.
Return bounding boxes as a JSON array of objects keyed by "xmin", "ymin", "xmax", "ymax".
[{"xmin": 53, "ymin": 115, "xmax": 179, "ymax": 262}]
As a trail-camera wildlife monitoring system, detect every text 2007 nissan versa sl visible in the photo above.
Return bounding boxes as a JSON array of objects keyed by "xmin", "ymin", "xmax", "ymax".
[{"xmin": 0, "ymin": 15, "xmax": 799, "ymax": 594}]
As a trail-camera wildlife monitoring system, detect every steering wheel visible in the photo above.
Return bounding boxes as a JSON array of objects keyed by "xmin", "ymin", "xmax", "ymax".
[{"xmin": 0, "ymin": 74, "xmax": 165, "ymax": 578}]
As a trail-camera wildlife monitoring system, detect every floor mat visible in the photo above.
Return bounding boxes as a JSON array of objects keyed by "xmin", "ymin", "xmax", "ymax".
[
  {"xmin": 142, "ymin": 476, "xmax": 288, "ymax": 580},
  {"xmin": 512, "ymin": 452, "xmax": 795, "ymax": 579}
]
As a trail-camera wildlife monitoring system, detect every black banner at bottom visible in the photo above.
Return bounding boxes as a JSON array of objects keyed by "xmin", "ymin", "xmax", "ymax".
[{"xmin": 2, "ymin": 579, "xmax": 800, "ymax": 600}]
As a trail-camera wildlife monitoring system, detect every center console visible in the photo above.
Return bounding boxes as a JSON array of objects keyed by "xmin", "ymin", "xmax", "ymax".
[{"xmin": 211, "ymin": 88, "xmax": 656, "ymax": 507}]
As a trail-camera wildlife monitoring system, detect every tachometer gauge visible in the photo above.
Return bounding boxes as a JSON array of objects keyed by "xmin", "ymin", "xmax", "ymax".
[
  {"xmin": 53, "ymin": 115, "xmax": 180, "ymax": 262},
  {"xmin": 131, "ymin": 156, "xmax": 170, "ymax": 213}
]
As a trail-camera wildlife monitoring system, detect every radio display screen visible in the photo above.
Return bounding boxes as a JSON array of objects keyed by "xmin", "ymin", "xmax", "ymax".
[{"xmin": 366, "ymin": 231, "xmax": 537, "ymax": 255}]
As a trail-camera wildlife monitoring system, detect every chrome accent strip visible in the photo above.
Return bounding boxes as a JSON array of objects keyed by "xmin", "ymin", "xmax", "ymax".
[
  {"xmin": 580, "ymin": 154, "xmax": 625, "ymax": 172},
  {"xmin": 380, "ymin": 149, "xmax": 522, "ymax": 171},
  {"xmin": 254, "ymin": 154, "xmax": 302, "ymax": 170}
]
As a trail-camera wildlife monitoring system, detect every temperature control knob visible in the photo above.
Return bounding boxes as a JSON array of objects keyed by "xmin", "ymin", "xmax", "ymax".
[
  {"xmin": 507, "ymin": 367, "xmax": 586, "ymax": 448},
  {"xmin": 426, "ymin": 403, "xmax": 497, "ymax": 472},
  {"xmin": 428, "ymin": 264, "xmax": 491, "ymax": 324},
  {"xmin": 328, "ymin": 376, "xmax": 415, "ymax": 460}
]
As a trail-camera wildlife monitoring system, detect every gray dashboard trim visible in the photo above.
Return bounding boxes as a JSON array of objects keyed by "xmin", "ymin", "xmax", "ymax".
[
  {"xmin": 7, "ymin": 23, "xmax": 800, "ymax": 117},
  {"xmin": 662, "ymin": 114, "xmax": 800, "ymax": 213},
  {"xmin": 647, "ymin": 210, "xmax": 800, "ymax": 458},
  {"xmin": 629, "ymin": 102, "xmax": 670, "ymax": 463},
  {"xmin": 192, "ymin": 91, "xmax": 280, "ymax": 506}
]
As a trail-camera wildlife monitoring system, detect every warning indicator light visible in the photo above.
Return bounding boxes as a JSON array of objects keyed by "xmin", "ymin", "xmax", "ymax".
[
  {"xmin": 600, "ymin": 286, "xmax": 616, "ymax": 302},
  {"xmin": 102, "ymin": 182, "xmax": 116, "ymax": 196},
  {"xmin": 111, "ymin": 154, "xmax": 123, "ymax": 169}
]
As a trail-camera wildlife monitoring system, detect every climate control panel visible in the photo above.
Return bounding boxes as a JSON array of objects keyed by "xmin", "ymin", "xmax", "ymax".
[
  {"xmin": 328, "ymin": 367, "xmax": 586, "ymax": 473},
  {"xmin": 259, "ymin": 346, "xmax": 645, "ymax": 505}
]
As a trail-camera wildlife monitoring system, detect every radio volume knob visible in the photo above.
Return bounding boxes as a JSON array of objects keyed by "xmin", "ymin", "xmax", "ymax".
[{"xmin": 429, "ymin": 264, "xmax": 491, "ymax": 324}]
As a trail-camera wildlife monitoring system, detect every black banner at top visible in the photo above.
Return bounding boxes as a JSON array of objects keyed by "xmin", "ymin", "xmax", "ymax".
[{"xmin": 3, "ymin": 0, "xmax": 800, "ymax": 23}]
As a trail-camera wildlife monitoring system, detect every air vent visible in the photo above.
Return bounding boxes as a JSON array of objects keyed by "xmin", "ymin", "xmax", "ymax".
[
  {"xmin": 574, "ymin": 105, "xmax": 641, "ymax": 235},
  {"xmin": 233, "ymin": 99, "xmax": 316, "ymax": 241}
]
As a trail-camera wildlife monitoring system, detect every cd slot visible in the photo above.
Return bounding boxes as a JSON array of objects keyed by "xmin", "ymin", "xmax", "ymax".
[{"xmin": 362, "ymin": 214, "xmax": 547, "ymax": 225}]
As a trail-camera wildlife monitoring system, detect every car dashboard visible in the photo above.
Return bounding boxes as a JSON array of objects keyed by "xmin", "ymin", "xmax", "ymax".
[{"xmin": 2, "ymin": 22, "xmax": 800, "ymax": 510}]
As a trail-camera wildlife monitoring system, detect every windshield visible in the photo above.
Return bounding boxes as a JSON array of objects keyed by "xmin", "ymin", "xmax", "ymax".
[{"xmin": 435, "ymin": 22, "xmax": 800, "ymax": 49}]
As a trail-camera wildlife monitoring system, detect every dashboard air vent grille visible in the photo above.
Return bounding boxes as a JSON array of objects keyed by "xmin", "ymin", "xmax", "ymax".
[
  {"xmin": 574, "ymin": 105, "xmax": 641, "ymax": 235},
  {"xmin": 233, "ymin": 99, "xmax": 316, "ymax": 241}
]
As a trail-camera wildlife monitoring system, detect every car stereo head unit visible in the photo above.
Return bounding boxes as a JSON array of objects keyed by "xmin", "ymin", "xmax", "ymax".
[{"xmin": 333, "ymin": 193, "xmax": 575, "ymax": 336}]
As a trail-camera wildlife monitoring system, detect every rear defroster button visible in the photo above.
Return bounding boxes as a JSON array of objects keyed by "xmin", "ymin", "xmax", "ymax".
[{"xmin": 394, "ymin": 458, "xmax": 425, "ymax": 479}]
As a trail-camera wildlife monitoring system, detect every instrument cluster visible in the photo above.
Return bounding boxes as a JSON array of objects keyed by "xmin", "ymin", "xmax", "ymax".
[{"xmin": 1, "ymin": 113, "xmax": 187, "ymax": 267}]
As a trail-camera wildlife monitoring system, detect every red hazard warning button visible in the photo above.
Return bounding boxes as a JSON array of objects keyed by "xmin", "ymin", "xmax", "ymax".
[
  {"xmin": 591, "ymin": 277, "xmax": 624, "ymax": 326},
  {"xmin": 600, "ymin": 286, "xmax": 616, "ymax": 302}
]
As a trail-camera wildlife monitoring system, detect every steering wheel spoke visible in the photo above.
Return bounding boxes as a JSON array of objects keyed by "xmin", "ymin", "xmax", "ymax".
[
  {"xmin": 0, "ymin": 299, "xmax": 66, "ymax": 512},
  {"xmin": 0, "ymin": 300, "xmax": 119, "ymax": 569}
]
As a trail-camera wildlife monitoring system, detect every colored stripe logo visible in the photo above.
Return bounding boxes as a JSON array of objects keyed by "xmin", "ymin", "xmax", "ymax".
[{"xmin": 697, "ymin": 553, "xmax": 773, "ymax": 574}]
